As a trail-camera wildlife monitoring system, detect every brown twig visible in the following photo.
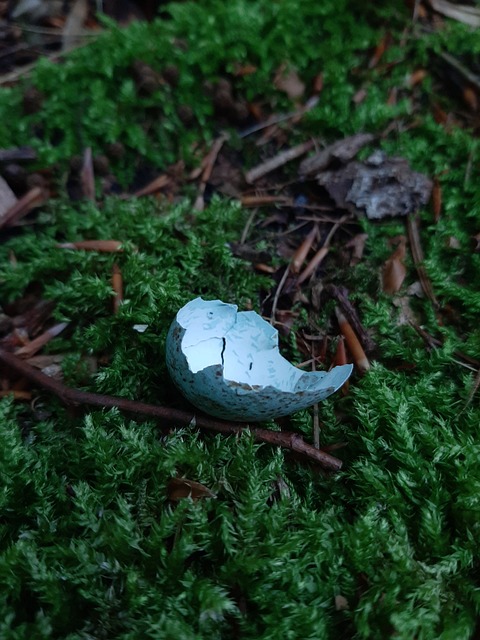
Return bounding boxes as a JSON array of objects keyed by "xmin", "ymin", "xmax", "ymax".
[
  {"xmin": 15, "ymin": 322, "xmax": 68, "ymax": 358},
  {"xmin": 0, "ymin": 349, "xmax": 342, "ymax": 471},
  {"xmin": 407, "ymin": 214, "xmax": 439, "ymax": 308},
  {"xmin": 194, "ymin": 134, "xmax": 228, "ymax": 211},
  {"xmin": 240, "ymin": 195, "xmax": 291, "ymax": 207},
  {"xmin": 409, "ymin": 322, "xmax": 480, "ymax": 370},
  {"xmin": 245, "ymin": 140, "xmax": 315, "ymax": 183},
  {"xmin": 0, "ymin": 187, "xmax": 46, "ymax": 229},
  {"xmin": 326, "ymin": 285, "xmax": 376, "ymax": 355}
]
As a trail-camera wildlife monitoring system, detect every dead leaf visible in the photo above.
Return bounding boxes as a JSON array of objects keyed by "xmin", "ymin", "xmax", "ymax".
[
  {"xmin": 383, "ymin": 256, "xmax": 406, "ymax": 294},
  {"xmin": 335, "ymin": 595, "xmax": 350, "ymax": 611},
  {"xmin": 409, "ymin": 69, "xmax": 428, "ymax": 87},
  {"xmin": 316, "ymin": 150, "xmax": 432, "ymax": 220},
  {"xmin": 274, "ymin": 65, "xmax": 305, "ymax": 100},
  {"xmin": 353, "ymin": 88, "xmax": 368, "ymax": 104},
  {"xmin": 167, "ymin": 478, "xmax": 215, "ymax": 501},
  {"xmin": 345, "ymin": 233, "xmax": 368, "ymax": 265},
  {"xmin": 447, "ymin": 236, "xmax": 461, "ymax": 250},
  {"xmin": 382, "ymin": 237, "xmax": 407, "ymax": 294},
  {"xmin": 368, "ymin": 33, "xmax": 391, "ymax": 69}
]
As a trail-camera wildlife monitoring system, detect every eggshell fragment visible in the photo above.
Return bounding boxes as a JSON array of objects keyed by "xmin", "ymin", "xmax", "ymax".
[{"xmin": 166, "ymin": 297, "xmax": 353, "ymax": 421}]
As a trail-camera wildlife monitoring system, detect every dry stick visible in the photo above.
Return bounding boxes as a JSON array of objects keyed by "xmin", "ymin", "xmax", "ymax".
[
  {"xmin": 194, "ymin": 134, "xmax": 228, "ymax": 211},
  {"xmin": 0, "ymin": 38, "xmax": 96, "ymax": 86},
  {"xmin": 240, "ymin": 195, "xmax": 291, "ymax": 207},
  {"xmin": 291, "ymin": 225, "xmax": 318, "ymax": 274},
  {"xmin": 270, "ymin": 216, "xmax": 349, "ymax": 324},
  {"xmin": 439, "ymin": 51, "xmax": 480, "ymax": 91},
  {"xmin": 239, "ymin": 96, "xmax": 319, "ymax": 139},
  {"xmin": 245, "ymin": 140, "xmax": 315, "ymax": 183},
  {"xmin": 0, "ymin": 349, "xmax": 342, "ymax": 471},
  {"xmin": 407, "ymin": 214, "xmax": 439, "ymax": 308},
  {"xmin": 0, "ymin": 187, "xmax": 45, "ymax": 229},
  {"xmin": 408, "ymin": 322, "xmax": 480, "ymax": 370},
  {"xmin": 15, "ymin": 322, "xmax": 69, "ymax": 358},
  {"xmin": 297, "ymin": 247, "xmax": 329, "ymax": 284},
  {"xmin": 119, "ymin": 175, "xmax": 171, "ymax": 200},
  {"xmin": 269, "ymin": 266, "xmax": 291, "ymax": 325},
  {"xmin": 297, "ymin": 215, "xmax": 349, "ymax": 284},
  {"xmin": 240, "ymin": 208, "xmax": 258, "ymax": 244}
]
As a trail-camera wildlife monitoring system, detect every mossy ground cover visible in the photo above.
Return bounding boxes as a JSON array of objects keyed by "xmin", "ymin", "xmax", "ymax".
[{"xmin": 0, "ymin": 1, "xmax": 480, "ymax": 638}]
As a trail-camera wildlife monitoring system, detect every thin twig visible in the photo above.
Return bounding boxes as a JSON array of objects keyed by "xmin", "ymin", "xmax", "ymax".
[
  {"xmin": 0, "ymin": 187, "xmax": 46, "ymax": 229},
  {"xmin": 407, "ymin": 214, "xmax": 439, "ymax": 308},
  {"xmin": 270, "ymin": 266, "xmax": 291, "ymax": 325},
  {"xmin": 238, "ymin": 97, "xmax": 319, "ymax": 139},
  {"xmin": 194, "ymin": 134, "xmax": 228, "ymax": 211},
  {"xmin": 0, "ymin": 349, "xmax": 343, "ymax": 471},
  {"xmin": 240, "ymin": 208, "xmax": 258, "ymax": 244},
  {"xmin": 245, "ymin": 140, "xmax": 315, "ymax": 183}
]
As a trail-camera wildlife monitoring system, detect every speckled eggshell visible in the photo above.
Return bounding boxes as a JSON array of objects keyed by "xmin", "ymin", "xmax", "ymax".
[{"xmin": 165, "ymin": 297, "xmax": 353, "ymax": 422}]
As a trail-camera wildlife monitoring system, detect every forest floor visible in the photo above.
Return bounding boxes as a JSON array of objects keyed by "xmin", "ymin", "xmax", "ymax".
[{"xmin": 0, "ymin": 1, "xmax": 479, "ymax": 638}]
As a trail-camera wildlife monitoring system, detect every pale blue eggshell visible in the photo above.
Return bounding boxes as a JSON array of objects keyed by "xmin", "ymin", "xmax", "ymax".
[{"xmin": 166, "ymin": 297, "xmax": 353, "ymax": 421}]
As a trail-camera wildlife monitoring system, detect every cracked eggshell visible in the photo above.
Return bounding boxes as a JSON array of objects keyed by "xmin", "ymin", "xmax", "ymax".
[{"xmin": 166, "ymin": 297, "xmax": 353, "ymax": 421}]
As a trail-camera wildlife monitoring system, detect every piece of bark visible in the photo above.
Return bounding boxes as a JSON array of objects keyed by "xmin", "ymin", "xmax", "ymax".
[
  {"xmin": 167, "ymin": 478, "xmax": 215, "ymax": 501},
  {"xmin": 316, "ymin": 151, "xmax": 432, "ymax": 220}
]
